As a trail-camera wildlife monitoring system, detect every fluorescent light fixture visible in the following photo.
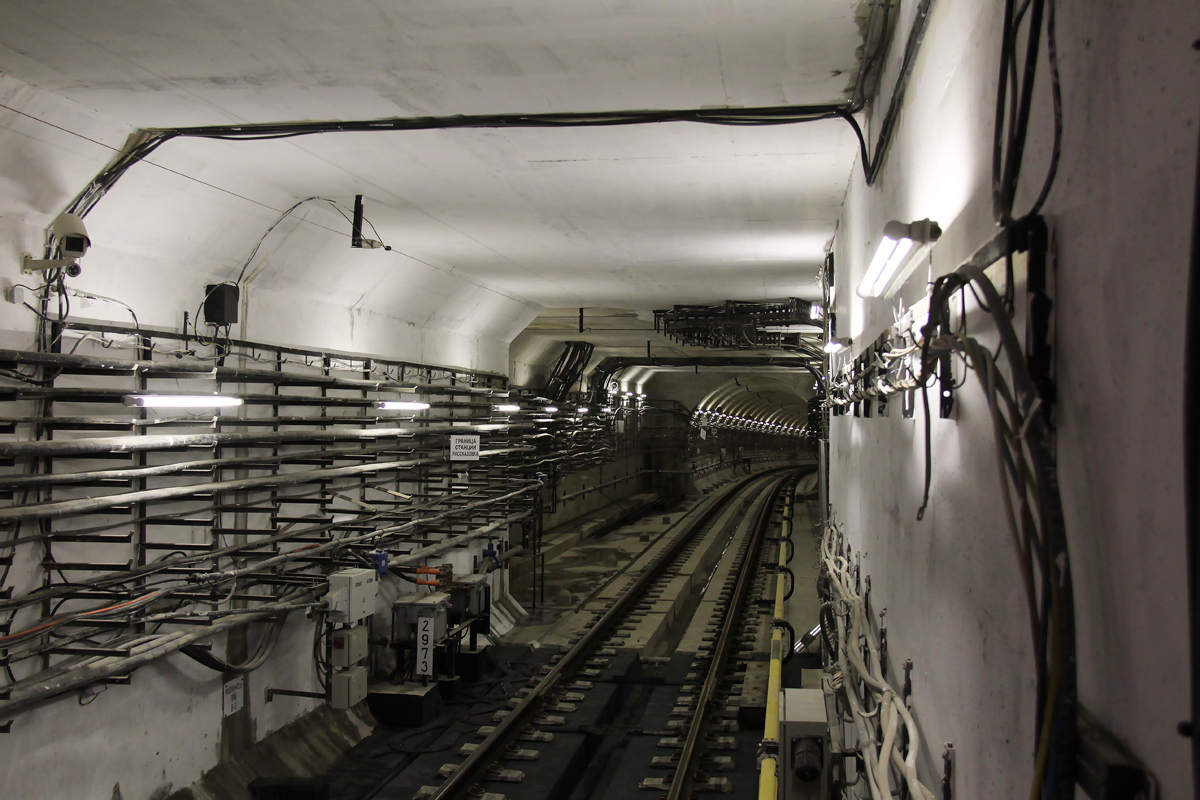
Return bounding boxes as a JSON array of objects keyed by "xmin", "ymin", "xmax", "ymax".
[
  {"xmin": 809, "ymin": 303, "xmax": 824, "ymax": 321},
  {"xmin": 494, "ymin": 404, "xmax": 521, "ymax": 413},
  {"xmin": 124, "ymin": 395, "xmax": 243, "ymax": 408},
  {"xmin": 638, "ymin": 393, "xmax": 646, "ymax": 398},
  {"xmin": 858, "ymin": 219, "xmax": 941, "ymax": 299},
  {"xmin": 760, "ymin": 324, "xmax": 812, "ymax": 333},
  {"xmin": 544, "ymin": 406, "xmax": 558, "ymax": 413},
  {"xmin": 823, "ymin": 337, "xmax": 851, "ymax": 354},
  {"xmin": 374, "ymin": 401, "xmax": 430, "ymax": 411},
  {"xmin": 577, "ymin": 407, "xmax": 589, "ymax": 414},
  {"xmin": 601, "ymin": 406, "xmax": 613, "ymax": 413},
  {"xmin": 624, "ymin": 391, "xmax": 634, "ymax": 397}
]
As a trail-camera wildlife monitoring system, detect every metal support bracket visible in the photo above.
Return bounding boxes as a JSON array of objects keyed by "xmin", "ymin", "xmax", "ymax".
[{"xmin": 265, "ymin": 687, "xmax": 327, "ymax": 703}]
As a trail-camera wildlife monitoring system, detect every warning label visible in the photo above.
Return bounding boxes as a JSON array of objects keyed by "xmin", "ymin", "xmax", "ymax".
[{"xmin": 450, "ymin": 434, "xmax": 480, "ymax": 461}]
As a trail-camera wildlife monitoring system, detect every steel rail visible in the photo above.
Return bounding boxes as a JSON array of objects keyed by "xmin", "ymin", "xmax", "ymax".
[
  {"xmin": 666, "ymin": 471, "xmax": 795, "ymax": 800},
  {"xmin": 425, "ymin": 469, "xmax": 789, "ymax": 800}
]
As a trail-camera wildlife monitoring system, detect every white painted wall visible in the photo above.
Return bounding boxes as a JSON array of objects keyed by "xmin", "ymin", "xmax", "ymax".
[
  {"xmin": 0, "ymin": 74, "xmax": 539, "ymax": 375},
  {"xmin": 830, "ymin": 0, "xmax": 1199, "ymax": 796}
]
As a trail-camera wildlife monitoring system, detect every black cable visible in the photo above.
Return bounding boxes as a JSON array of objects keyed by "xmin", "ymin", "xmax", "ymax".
[
  {"xmin": 819, "ymin": 603, "xmax": 839, "ymax": 662},
  {"xmin": 778, "ymin": 565, "xmax": 795, "ymax": 601},
  {"xmin": 999, "ymin": 0, "xmax": 1046, "ymax": 223},
  {"xmin": 1183, "ymin": 75, "xmax": 1200, "ymax": 799},
  {"xmin": 774, "ymin": 617, "xmax": 797, "ymax": 664},
  {"xmin": 180, "ymin": 617, "xmax": 285, "ymax": 674},
  {"xmin": 1022, "ymin": 0, "xmax": 1062, "ymax": 220}
]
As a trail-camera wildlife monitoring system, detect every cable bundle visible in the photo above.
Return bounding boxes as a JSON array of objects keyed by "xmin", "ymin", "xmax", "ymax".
[
  {"xmin": 826, "ymin": 264, "xmax": 1077, "ymax": 799},
  {"xmin": 820, "ymin": 523, "xmax": 937, "ymax": 800}
]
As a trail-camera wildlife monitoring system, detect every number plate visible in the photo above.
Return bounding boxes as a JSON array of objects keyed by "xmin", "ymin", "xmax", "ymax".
[{"xmin": 416, "ymin": 616, "xmax": 434, "ymax": 676}]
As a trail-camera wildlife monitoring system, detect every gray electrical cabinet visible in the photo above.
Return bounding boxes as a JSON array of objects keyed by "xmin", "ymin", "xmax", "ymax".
[{"xmin": 780, "ymin": 688, "xmax": 830, "ymax": 800}]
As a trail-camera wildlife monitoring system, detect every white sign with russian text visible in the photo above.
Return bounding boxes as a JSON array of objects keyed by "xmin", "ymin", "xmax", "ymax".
[{"xmin": 450, "ymin": 434, "xmax": 480, "ymax": 461}]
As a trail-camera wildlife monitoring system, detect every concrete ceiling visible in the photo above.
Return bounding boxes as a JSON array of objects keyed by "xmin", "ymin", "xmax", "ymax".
[{"xmin": 0, "ymin": 0, "xmax": 865, "ymax": 318}]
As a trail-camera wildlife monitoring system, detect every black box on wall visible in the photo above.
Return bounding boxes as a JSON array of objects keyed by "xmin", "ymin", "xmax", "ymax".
[{"xmin": 204, "ymin": 283, "xmax": 239, "ymax": 326}]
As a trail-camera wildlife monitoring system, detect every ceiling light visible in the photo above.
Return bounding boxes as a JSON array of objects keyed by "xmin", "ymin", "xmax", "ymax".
[
  {"xmin": 124, "ymin": 395, "xmax": 242, "ymax": 408},
  {"xmin": 544, "ymin": 406, "xmax": 558, "ymax": 413},
  {"xmin": 374, "ymin": 401, "xmax": 430, "ymax": 411},
  {"xmin": 601, "ymin": 406, "xmax": 613, "ymax": 413},
  {"xmin": 624, "ymin": 391, "xmax": 634, "ymax": 397},
  {"xmin": 495, "ymin": 404, "xmax": 521, "ymax": 413},
  {"xmin": 577, "ymin": 406, "xmax": 589, "ymax": 414},
  {"xmin": 858, "ymin": 219, "xmax": 941, "ymax": 299}
]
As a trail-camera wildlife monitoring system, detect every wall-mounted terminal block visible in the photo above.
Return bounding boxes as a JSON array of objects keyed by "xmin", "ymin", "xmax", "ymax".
[
  {"xmin": 331, "ymin": 665, "xmax": 367, "ymax": 710},
  {"xmin": 325, "ymin": 568, "xmax": 378, "ymax": 625},
  {"xmin": 331, "ymin": 624, "xmax": 369, "ymax": 668}
]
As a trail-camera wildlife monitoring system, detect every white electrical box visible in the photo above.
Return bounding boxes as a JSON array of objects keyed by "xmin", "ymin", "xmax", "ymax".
[
  {"xmin": 326, "ymin": 568, "xmax": 378, "ymax": 624},
  {"xmin": 455, "ymin": 572, "xmax": 490, "ymax": 617},
  {"xmin": 780, "ymin": 688, "xmax": 830, "ymax": 800},
  {"xmin": 331, "ymin": 624, "xmax": 369, "ymax": 667},
  {"xmin": 331, "ymin": 665, "xmax": 368, "ymax": 709}
]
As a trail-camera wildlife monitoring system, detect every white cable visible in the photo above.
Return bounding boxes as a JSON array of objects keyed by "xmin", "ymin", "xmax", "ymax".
[{"xmin": 821, "ymin": 524, "xmax": 938, "ymax": 800}]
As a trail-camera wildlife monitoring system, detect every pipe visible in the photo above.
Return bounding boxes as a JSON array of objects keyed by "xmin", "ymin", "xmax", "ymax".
[
  {"xmin": 1, "ymin": 482, "xmax": 540, "ymax": 613},
  {"xmin": 0, "ymin": 590, "xmax": 318, "ymax": 718},
  {"xmin": 0, "ymin": 442, "xmax": 417, "ymax": 489},
  {"xmin": 0, "ymin": 421, "xmax": 531, "ymax": 458},
  {"xmin": 0, "ymin": 447, "xmax": 534, "ymax": 523},
  {"xmin": 0, "ymin": 347, "xmax": 507, "ymax": 395},
  {"xmin": 194, "ymin": 486, "xmax": 540, "ymax": 583}
]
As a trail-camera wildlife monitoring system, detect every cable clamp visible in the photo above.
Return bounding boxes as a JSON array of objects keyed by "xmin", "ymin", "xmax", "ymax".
[{"xmin": 756, "ymin": 738, "xmax": 779, "ymax": 767}]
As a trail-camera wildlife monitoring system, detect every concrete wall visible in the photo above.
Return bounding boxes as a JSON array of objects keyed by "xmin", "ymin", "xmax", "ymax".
[
  {"xmin": 829, "ymin": 0, "xmax": 1199, "ymax": 796},
  {"xmin": 0, "ymin": 73, "xmax": 540, "ymax": 375},
  {"xmin": 0, "ymin": 72, "xmax": 540, "ymax": 800}
]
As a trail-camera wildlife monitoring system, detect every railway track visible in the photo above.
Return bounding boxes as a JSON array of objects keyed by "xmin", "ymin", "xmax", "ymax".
[{"xmin": 363, "ymin": 468, "xmax": 805, "ymax": 800}]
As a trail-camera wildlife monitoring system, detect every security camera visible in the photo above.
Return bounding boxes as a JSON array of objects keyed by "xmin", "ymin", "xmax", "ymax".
[
  {"xmin": 22, "ymin": 212, "xmax": 92, "ymax": 275},
  {"xmin": 51, "ymin": 213, "xmax": 90, "ymax": 258}
]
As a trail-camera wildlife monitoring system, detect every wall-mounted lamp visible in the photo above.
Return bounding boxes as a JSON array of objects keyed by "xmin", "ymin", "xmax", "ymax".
[
  {"xmin": 375, "ymin": 401, "xmax": 430, "ymax": 411},
  {"xmin": 124, "ymin": 395, "xmax": 243, "ymax": 408},
  {"xmin": 858, "ymin": 219, "xmax": 941, "ymax": 299},
  {"xmin": 823, "ymin": 337, "xmax": 852, "ymax": 355}
]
